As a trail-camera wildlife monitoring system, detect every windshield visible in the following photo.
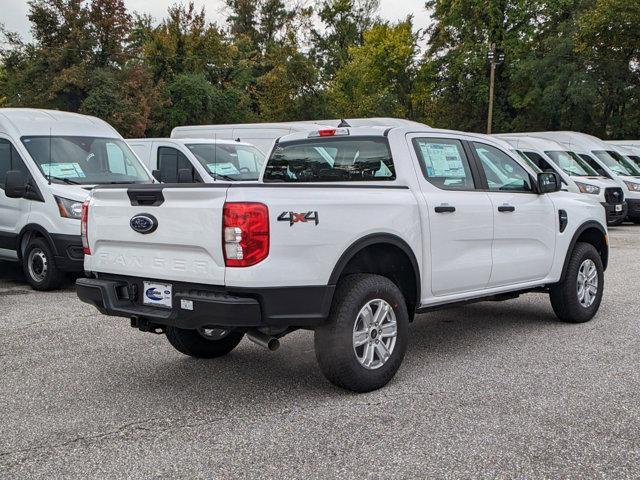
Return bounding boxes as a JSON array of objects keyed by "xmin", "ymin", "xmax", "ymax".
[
  {"xmin": 593, "ymin": 150, "xmax": 638, "ymax": 176},
  {"xmin": 545, "ymin": 151, "xmax": 598, "ymax": 177},
  {"xmin": 22, "ymin": 136, "xmax": 150, "ymax": 185},
  {"xmin": 185, "ymin": 143, "xmax": 265, "ymax": 181}
]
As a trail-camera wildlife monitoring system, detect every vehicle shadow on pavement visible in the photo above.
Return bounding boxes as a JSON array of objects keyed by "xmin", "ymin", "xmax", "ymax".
[
  {"xmin": 0, "ymin": 260, "xmax": 78, "ymax": 290},
  {"xmin": 123, "ymin": 296, "xmax": 560, "ymax": 400}
]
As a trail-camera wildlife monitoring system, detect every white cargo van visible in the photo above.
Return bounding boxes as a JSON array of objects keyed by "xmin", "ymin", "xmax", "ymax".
[
  {"xmin": 0, "ymin": 108, "xmax": 153, "ymax": 289},
  {"xmin": 127, "ymin": 138, "xmax": 265, "ymax": 182},
  {"xmin": 170, "ymin": 118, "xmax": 428, "ymax": 154},
  {"xmin": 496, "ymin": 135, "xmax": 626, "ymax": 225},
  {"xmin": 524, "ymin": 132, "xmax": 640, "ymax": 224},
  {"xmin": 608, "ymin": 143, "xmax": 640, "ymax": 170}
]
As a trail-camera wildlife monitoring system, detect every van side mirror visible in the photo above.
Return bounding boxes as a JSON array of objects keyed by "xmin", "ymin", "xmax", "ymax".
[
  {"xmin": 537, "ymin": 171, "xmax": 561, "ymax": 194},
  {"xmin": 152, "ymin": 169, "xmax": 162, "ymax": 182},
  {"xmin": 177, "ymin": 168, "xmax": 193, "ymax": 183},
  {"xmin": 5, "ymin": 170, "xmax": 27, "ymax": 198}
]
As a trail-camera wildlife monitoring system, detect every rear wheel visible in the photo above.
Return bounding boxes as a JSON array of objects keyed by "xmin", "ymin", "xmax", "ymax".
[
  {"xmin": 550, "ymin": 242, "xmax": 604, "ymax": 323},
  {"xmin": 22, "ymin": 237, "xmax": 64, "ymax": 291},
  {"xmin": 315, "ymin": 274, "xmax": 409, "ymax": 393},
  {"xmin": 166, "ymin": 327, "xmax": 244, "ymax": 358}
]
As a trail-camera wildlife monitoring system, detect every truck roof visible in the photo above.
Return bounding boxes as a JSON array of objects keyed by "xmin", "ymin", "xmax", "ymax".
[
  {"xmin": 171, "ymin": 118, "xmax": 429, "ymax": 138},
  {"xmin": 0, "ymin": 108, "xmax": 121, "ymax": 139}
]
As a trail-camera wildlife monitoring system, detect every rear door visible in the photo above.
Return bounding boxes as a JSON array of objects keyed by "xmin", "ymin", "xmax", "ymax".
[
  {"xmin": 470, "ymin": 142, "xmax": 556, "ymax": 286},
  {"xmin": 408, "ymin": 134, "xmax": 494, "ymax": 297},
  {"xmin": 87, "ymin": 185, "xmax": 228, "ymax": 285}
]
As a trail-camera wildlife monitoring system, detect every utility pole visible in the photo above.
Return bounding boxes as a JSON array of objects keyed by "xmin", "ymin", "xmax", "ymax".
[{"xmin": 486, "ymin": 44, "xmax": 504, "ymax": 135}]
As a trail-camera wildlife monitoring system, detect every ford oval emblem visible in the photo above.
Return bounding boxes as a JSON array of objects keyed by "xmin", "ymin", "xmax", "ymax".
[{"xmin": 130, "ymin": 214, "xmax": 158, "ymax": 234}]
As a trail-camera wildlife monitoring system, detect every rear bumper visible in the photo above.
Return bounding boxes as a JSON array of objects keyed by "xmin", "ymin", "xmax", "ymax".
[
  {"xmin": 51, "ymin": 234, "xmax": 84, "ymax": 272},
  {"xmin": 76, "ymin": 275, "xmax": 335, "ymax": 329},
  {"xmin": 601, "ymin": 202, "xmax": 627, "ymax": 224},
  {"xmin": 626, "ymin": 198, "xmax": 640, "ymax": 219}
]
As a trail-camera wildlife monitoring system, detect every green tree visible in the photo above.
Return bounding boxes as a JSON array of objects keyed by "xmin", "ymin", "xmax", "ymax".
[{"xmin": 329, "ymin": 20, "xmax": 418, "ymax": 118}]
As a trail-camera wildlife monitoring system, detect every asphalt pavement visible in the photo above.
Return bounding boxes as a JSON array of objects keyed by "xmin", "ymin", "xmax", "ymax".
[{"xmin": 1, "ymin": 226, "xmax": 639, "ymax": 478}]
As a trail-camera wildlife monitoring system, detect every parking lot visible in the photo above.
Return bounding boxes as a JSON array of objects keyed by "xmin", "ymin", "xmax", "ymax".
[{"xmin": 0, "ymin": 226, "xmax": 638, "ymax": 479}]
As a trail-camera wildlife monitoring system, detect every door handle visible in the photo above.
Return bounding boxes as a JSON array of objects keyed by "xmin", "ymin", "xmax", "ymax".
[
  {"xmin": 498, "ymin": 205, "xmax": 516, "ymax": 213},
  {"xmin": 435, "ymin": 205, "xmax": 456, "ymax": 213}
]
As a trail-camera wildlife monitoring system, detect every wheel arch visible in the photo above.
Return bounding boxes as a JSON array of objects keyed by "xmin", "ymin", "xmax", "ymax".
[
  {"xmin": 559, "ymin": 221, "xmax": 608, "ymax": 282},
  {"xmin": 17, "ymin": 224, "xmax": 57, "ymax": 260},
  {"xmin": 328, "ymin": 233, "xmax": 421, "ymax": 315}
]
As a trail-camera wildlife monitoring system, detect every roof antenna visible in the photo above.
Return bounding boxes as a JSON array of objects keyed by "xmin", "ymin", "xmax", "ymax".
[
  {"xmin": 338, "ymin": 119, "xmax": 351, "ymax": 128},
  {"xmin": 47, "ymin": 128, "xmax": 52, "ymax": 185}
]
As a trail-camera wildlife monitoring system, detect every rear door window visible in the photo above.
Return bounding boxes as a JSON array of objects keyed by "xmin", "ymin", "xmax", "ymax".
[
  {"xmin": 264, "ymin": 137, "xmax": 395, "ymax": 182},
  {"xmin": 412, "ymin": 138, "xmax": 475, "ymax": 190}
]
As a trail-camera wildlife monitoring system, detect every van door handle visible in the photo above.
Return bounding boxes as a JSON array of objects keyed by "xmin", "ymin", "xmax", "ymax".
[
  {"xmin": 498, "ymin": 205, "xmax": 516, "ymax": 213},
  {"xmin": 435, "ymin": 205, "xmax": 456, "ymax": 213}
]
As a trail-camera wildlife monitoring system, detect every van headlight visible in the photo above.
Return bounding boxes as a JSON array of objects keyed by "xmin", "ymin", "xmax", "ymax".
[
  {"xmin": 623, "ymin": 181, "xmax": 640, "ymax": 192},
  {"xmin": 575, "ymin": 182, "xmax": 600, "ymax": 195},
  {"xmin": 55, "ymin": 196, "xmax": 84, "ymax": 219}
]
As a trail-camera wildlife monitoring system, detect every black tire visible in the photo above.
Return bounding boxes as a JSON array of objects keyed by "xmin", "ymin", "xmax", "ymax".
[
  {"xmin": 166, "ymin": 327, "xmax": 244, "ymax": 359},
  {"xmin": 314, "ymin": 274, "xmax": 409, "ymax": 393},
  {"xmin": 629, "ymin": 217, "xmax": 640, "ymax": 225},
  {"xmin": 22, "ymin": 237, "xmax": 63, "ymax": 291},
  {"xmin": 550, "ymin": 242, "xmax": 604, "ymax": 323}
]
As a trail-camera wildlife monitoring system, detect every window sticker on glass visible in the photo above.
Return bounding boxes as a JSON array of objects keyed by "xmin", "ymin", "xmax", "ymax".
[
  {"xmin": 208, "ymin": 162, "xmax": 240, "ymax": 176},
  {"xmin": 41, "ymin": 162, "xmax": 86, "ymax": 178},
  {"xmin": 419, "ymin": 143, "xmax": 466, "ymax": 178}
]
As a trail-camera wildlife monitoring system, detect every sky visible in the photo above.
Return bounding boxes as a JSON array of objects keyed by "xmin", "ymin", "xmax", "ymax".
[{"xmin": 1, "ymin": 0, "xmax": 430, "ymax": 43}]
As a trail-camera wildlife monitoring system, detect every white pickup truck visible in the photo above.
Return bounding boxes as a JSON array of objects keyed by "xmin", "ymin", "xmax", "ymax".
[{"xmin": 77, "ymin": 126, "xmax": 609, "ymax": 392}]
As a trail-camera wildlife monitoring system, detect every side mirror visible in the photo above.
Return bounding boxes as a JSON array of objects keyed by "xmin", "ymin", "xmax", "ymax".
[
  {"xmin": 152, "ymin": 169, "xmax": 162, "ymax": 182},
  {"xmin": 5, "ymin": 170, "xmax": 27, "ymax": 198},
  {"xmin": 177, "ymin": 168, "xmax": 194, "ymax": 183},
  {"xmin": 537, "ymin": 171, "xmax": 561, "ymax": 194}
]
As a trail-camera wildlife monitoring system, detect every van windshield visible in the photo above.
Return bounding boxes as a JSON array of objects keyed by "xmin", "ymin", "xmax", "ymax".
[
  {"xmin": 22, "ymin": 136, "xmax": 150, "ymax": 184},
  {"xmin": 185, "ymin": 143, "xmax": 265, "ymax": 181},
  {"xmin": 545, "ymin": 151, "xmax": 598, "ymax": 177},
  {"xmin": 593, "ymin": 150, "xmax": 639, "ymax": 176}
]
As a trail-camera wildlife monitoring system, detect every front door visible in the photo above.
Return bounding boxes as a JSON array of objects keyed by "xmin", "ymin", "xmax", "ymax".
[
  {"xmin": 0, "ymin": 137, "xmax": 31, "ymax": 258},
  {"xmin": 409, "ymin": 135, "xmax": 494, "ymax": 297},
  {"xmin": 471, "ymin": 141, "xmax": 556, "ymax": 286}
]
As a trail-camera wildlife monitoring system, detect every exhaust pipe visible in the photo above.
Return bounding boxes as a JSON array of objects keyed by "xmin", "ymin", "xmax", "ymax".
[{"xmin": 247, "ymin": 330, "xmax": 280, "ymax": 351}]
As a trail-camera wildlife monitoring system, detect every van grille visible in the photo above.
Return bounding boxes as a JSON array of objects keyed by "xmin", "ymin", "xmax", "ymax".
[{"xmin": 604, "ymin": 187, "xmax": 624, "ymax": 204}]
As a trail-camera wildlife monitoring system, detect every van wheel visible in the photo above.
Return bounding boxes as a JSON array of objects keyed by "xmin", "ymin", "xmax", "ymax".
[
  {"xmin": 550, "ymin": 242, "xmax": 604, "ymax": 323},
  {"xmin": 22, "ymin": 238, "xmax": 63, "ymax": 291},
  {"xmin": 166, "ymin": 327, "xmax": 244, "ymax": 359},
  {"xmin": 314, "ymin": 274, "xmax": 409, "ymax": 393}
]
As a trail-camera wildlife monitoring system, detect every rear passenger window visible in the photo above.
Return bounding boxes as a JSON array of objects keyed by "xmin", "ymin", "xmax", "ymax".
[
  {"xmin": 264, "ymin": 137, "xmax": 395, "ymax": 182},
  {"xmin": 412, "ymin": 138, "xmax": 475, "ymax": 190},
  {"xmin": 0, "ymin": 139, "xmax": 29, "ymax": 188},
  {"xmin": 157, "ymin": 147, "xmax": 200, "ymax": 183}
]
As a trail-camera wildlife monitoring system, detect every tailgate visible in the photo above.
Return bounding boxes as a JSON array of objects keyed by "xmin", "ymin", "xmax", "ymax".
[{"xmin": 86, "ymin": 186, "xmax": 228, "ymax": 285}]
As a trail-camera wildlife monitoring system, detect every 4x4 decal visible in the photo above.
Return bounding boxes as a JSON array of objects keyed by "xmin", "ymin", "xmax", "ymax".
[{"xmin": 278, "ymin": 211, "xmax": 319, "ymax": 226}]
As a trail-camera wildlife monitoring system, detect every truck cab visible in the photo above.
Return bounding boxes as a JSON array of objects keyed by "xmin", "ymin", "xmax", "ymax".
[
  {"xmin": 0, "ymin": 108, "xmax": 153, "ymax": 290},
  {"xmin": 127, "ymin": 138, "xmax": 265, "ymax": 183}
]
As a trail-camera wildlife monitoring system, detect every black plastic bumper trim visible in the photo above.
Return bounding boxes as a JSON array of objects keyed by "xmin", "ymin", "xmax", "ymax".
[
  {"xmin": 50, "ymin": 233, "xmax": 84, "ymax": 272},
  {"xmin": 76, "ymin": 275, "xmax": 335, "ymax": 329}
]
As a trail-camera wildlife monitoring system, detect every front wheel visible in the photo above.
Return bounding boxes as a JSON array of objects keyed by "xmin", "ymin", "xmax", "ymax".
[
  {"xmin": 22, "ymin": 237, "xmax": 64, "ymax": 291},
  {"xmin": 166, "ymin": 327, "xmax": 244, "ymax": 358},
  {"xmin": 314, "ymin": 274, "xmax": 409, "ymax": 393},
  {"xmin": 550, "ymin": 242, "xmax": 604, "ymax": 323}
]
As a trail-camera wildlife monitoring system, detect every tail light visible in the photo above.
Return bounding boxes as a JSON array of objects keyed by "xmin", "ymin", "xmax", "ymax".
[
  {"xmin": 223, "ymin": 202, "xmax": 269, "ymax": 267},
  {"xmin": 81, "ymin": 200, "xmax": 90, "ymax": 255}
]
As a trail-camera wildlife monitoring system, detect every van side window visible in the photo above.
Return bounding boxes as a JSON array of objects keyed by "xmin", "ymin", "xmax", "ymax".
[
  {"xmin": 473, "ymin": 142, "xmax": 533, "ymax": 192},
  {"xmin": 0, "ymin": 139, "xmax": 29, "ymax": 189},
  {"xmin": 157, "ymin": 147, "xmax": 200, "ymax": 183},
  {"xmin": 412, "ymin": 138, "xmax": 475, "ymax": 190}
]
